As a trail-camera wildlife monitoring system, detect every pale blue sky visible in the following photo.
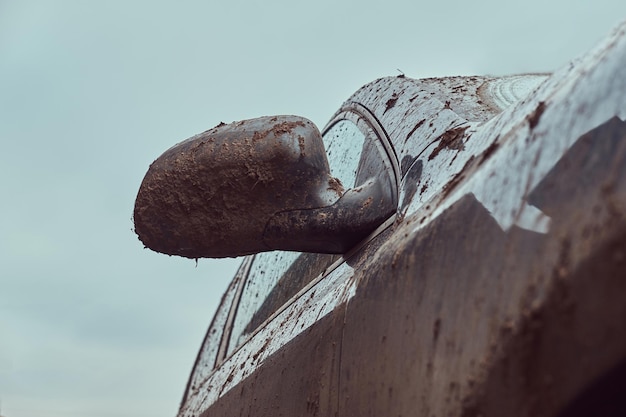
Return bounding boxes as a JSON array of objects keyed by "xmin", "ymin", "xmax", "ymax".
[{"xmin": 1, "ymin": 1, "xmax": 625, "ymax": 416}]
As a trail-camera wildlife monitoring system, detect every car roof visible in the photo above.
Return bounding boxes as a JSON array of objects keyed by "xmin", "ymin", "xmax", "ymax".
[{"xmin": 337, "ymin": 74, "xmax": 549, "ymax": 166}]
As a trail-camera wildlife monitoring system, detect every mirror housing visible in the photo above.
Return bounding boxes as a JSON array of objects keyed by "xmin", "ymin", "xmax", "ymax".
[{"xmin": 134, "ymin": 115, "xmax": 395, "ymax": 258}]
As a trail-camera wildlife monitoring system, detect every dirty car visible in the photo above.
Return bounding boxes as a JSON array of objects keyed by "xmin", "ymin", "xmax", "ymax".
[{"xmin": 134, "ymin": 22, "xmax": 626, "ymax": 417}]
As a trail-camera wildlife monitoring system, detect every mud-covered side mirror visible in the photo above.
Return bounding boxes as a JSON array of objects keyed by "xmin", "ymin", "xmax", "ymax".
[{"xmin": 134, "ymin": 115, "xmax": 395, "ymax": 258}]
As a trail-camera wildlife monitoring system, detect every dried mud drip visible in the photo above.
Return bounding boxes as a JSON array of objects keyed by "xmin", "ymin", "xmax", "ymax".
[
  {"xmin": 428, "ymin": 125, "xmax": 469, "ymax": 161},
  {"xmin": 327, "ymin": 177, "xmax": 345, "ymax": 196},
  {"xmin": 134, "ymin": 115, "xmax": 333, "ymax": 258}
]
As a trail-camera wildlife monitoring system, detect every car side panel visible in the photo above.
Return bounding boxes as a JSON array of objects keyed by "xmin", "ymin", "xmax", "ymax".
[
  {"xmin": 339, "ymin": 23, "xmax": 626, "ymax": 416},
  {"xmin": 199, "ymin": 307, "xmax": 344, "ymax": 416},
  {"xmin": 337, "ymin": 23, "xmax": 626, "ymax": 414},
  {"xmin": 339, "ymin": 187, "xmax": 626, "ymax": 416}
]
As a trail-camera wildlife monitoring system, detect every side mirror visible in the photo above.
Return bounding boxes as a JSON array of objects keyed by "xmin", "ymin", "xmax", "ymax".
[{"xmin": 134, "ymin": 115, "xmax": 395, "ymax": 258}]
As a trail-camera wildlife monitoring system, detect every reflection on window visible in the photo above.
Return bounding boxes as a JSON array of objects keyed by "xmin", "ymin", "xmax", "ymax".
[
  {"xmin": 323, "ymin": 120, "xmax": 365, "ymax": 189},
  {"xmin": 228, "ymin": 251, "xmax": 299, "ymax": 352}
]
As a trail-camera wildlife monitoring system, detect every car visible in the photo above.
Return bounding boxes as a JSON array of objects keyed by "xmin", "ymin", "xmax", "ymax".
[{"xmin": 134, "ymin": 22, "xmax": 626, "ymax": 417}]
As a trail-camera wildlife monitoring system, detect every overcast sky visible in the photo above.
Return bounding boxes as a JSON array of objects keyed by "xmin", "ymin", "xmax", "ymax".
[{"xmin": 1, "ymin": 1, "xmax": 625, "ymax": 416}]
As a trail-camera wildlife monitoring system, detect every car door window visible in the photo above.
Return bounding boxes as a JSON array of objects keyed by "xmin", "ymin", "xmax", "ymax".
[
  {"xmin": 181, "ymin": 257, "xmax": 252, "ymax": 402},
  {"xmin": 225, "ymin": 113, "xmax": 393, "ymax": 356},
  {"xmin": 323, "ymin": 119, "xmax": 365, "ymax": 189},
  {"xmin": 227, "ymin": 250, "xmax": 301, "ymax": 352}
]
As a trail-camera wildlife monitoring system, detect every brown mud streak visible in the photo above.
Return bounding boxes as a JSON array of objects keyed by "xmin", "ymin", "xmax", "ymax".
[
  {"xmin": 272, "ymin": 120, "xmax": 305, "ymax": 135},
  {"xmin": 384, "ymin": 94, "xmax": 399, "ymax": 114},
  {"xmin": 252, "ymin": 338, "xmax": 271, "ymax": 362},
  {"xmin": 405, "ymin": 119, "xmax": 426, "ymax": 143},
  {"xmin": 327, "ymin": 177, "xmax": 345, "ymax": 196},
  {"xmin": 298, "ymin": 135, "xmax": 306, "ymax": 157},
  {"xmin": 479, "ymin": 141, "xmax": 500, "ymax": 166},
  {"xmin": 441, "ymin": 156, "xmax": 476, "ymax": 199},
  {"xmin": 429, "ymin": 125, "xmax": 469, "ymax": 161},
  {"xmin": 253, "ymin": 120, "xmax": 306, "ymax": 142},
  {"xmin": 442, "ymin": 174, "xmax": 466, "ymax": 200},
  {"xmin": 527, "ymin": 101, "xmax": 546, "ymax": 129}
]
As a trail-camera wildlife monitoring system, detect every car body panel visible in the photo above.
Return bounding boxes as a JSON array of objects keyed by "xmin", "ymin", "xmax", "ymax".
[
  {"xmin": 338, "ymin": 22, "xmax": 626, "ymax": 416},
  {"xmin": 196, "ymin": 307, "xmax": 344, "ymax": 417},
  {"xmin": 177, "ymin": 22, "xmax": 626, "ymax": 417},
  {"xmin": 343, "ymin": 74, "xmax": 548, "ymax": 169}
]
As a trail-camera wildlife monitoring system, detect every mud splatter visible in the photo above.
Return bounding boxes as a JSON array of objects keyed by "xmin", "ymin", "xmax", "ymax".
[
  {"xmin": 527, "ymin": 101, "xmax": 546, "ymax": 129},
  {"xmin": 428, "ymin": 125, "xmax": 469, "ymax": 161}
]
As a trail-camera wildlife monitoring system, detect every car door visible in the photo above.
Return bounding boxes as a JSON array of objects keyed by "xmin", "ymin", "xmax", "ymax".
[{"xmin": 177, "ymin": 106, "xmax": 399, "ymax": 417}]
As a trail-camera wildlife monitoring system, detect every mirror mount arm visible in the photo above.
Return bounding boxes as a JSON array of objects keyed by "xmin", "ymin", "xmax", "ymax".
[{"xmin": 263, "ymin": 178, "xmax": 396, "ymax": 254}]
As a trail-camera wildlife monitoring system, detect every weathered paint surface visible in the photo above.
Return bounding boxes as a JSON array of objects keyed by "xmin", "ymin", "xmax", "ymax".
[{"xmin": 179, "ymin": 22, "xmax": 626, "ymax": 417}]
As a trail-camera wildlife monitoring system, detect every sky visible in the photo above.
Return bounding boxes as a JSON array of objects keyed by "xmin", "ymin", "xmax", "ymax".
[{"xmin": 1, "ymin": 1, "xmax": 625, "ymax": 416}]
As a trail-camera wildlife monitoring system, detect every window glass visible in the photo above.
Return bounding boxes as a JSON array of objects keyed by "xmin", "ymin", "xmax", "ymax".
[
  {"xmin": 227, "ymin": 251, "xmax": 299, "ymax": 350},
  {"xmin": 226, "ymin": 119, "xmax": 367, "ymax": 355},
  {"xmin": 323, "ymin": 120, "xmax": 365, "ymax": 189},
  {"xmin": 183, "ymin": 258, "xmax": 251, "ymax": 399}
]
